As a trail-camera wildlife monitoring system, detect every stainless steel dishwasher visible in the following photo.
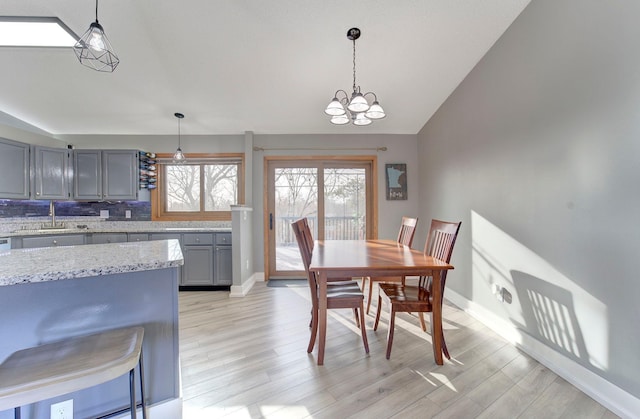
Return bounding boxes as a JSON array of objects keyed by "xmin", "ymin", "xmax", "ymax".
[{"xmin": 0, "ymin": 237, "xmax": 11, "ymax": 250}]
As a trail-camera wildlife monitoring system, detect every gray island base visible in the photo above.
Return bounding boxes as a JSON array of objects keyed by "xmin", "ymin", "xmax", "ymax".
[{"xmin": 0, "ymin": 240, "xmax": 184, "ymax": 419}]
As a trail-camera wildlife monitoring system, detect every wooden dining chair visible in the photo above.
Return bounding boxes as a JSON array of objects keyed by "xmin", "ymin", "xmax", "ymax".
[
  {"xmin": 362, "ymin": 216, "xmax": 418, "ymax": 314},
  {"xmin": 374, "ymin": 219, "xmax": 461, "ymax": 360},
  {"xmin": 291, "ymin": 218, "xmax": 369, "ymax": 355}
]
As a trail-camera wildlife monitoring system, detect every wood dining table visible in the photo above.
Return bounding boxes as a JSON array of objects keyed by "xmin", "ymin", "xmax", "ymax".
[{"xmin": 309, "ymin": 239, "xmax": 454, "ymax": 366}]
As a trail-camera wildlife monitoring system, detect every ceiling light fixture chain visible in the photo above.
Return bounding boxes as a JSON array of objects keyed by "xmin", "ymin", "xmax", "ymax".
[
  {"xmin": 73, "ymin": 0, "xmax": 119, "ymax": 72},
  {"xmin": 351, "ymin": 28, "xmax": 357, "ymax": 94},
  {"xmin": 324, "ymin": 27, "xmax": 385, "ymax": 126}
]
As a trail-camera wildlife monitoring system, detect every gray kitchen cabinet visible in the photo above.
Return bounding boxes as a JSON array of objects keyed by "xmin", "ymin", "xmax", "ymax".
[
  {"xmin": 103, "ymin": 150, "xmax": 139, "ymax": 200},
  {"xmin": 213, "ymin": 232, "xmax": 232, "ymax": 285},
  {"xmin": 0, "ymin": 137, "xmax": 30, "ymax": 199},
  {"xmin": 182, "ymin": 233, "xmax": 214, "ymax": 286},
  {"xmin": 21, "ymin": 234, "xmax": 85, "ymax": 249},
  {"xmin": 90, "ymin": 233, "xmax": 128, "ymax": 244},
  {"xmin": 214, "ymin": 244, "xmax": 233, "ymax": 285},
  {"xmin": 73, "ymin": 150, "xmax": 139, "ymax": 200},
  {"xmin": 32, "ymin": 146, "xmax": 70, "ymax": 200},
  {"xmin": 183, "ymin": 246, "xmax": 214, "ymax": 286},
  {"xmin": 73, "ymin": 150, "xmax": 102, "ymax": 200},
  {"xmin": 128, "ymin": 233, "xmax": 149, "ymax": 242}
]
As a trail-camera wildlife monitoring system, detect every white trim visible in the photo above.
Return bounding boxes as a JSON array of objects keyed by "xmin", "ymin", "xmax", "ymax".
[
  {"xmin": 445, "ymin": 289, "xmax": 640, "ymax": 419},
  {"xmin": 229, "ymin": 272, "xmax": 261, "ymax": 297},
  {"xmin": 110, "ymin": 397, "xmax": 182, "ymax": 419}
]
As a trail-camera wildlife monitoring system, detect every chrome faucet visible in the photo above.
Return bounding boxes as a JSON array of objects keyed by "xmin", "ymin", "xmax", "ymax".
[{"xmin": 42, "ymin": 200, "xmax": 64, "ymax": 229}]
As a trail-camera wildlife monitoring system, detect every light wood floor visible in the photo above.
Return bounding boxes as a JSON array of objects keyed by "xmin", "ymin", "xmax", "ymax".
[{"xmin": 178, "ymin": 281, "xmax": 618, "ymax": 419}]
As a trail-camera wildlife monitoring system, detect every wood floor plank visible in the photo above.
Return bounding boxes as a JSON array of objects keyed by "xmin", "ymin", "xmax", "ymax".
[{"xmin": 178, "ymin": 283, "xmax": 620, "ymax": 418}]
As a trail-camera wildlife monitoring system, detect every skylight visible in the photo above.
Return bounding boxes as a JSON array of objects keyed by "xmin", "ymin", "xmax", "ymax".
[{"xmin": 0, "ymin": 17, "xmax": 78, "ymax": 47}]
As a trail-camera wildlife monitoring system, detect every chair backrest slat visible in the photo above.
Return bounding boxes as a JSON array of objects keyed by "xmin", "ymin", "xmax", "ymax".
[
  {"xmin": 397, "ymin": 216, "xmax": 418, "ymax": 247},
  {"xmin": 424, "ymin": 219, "xmax": 461, "ymax": 263}
]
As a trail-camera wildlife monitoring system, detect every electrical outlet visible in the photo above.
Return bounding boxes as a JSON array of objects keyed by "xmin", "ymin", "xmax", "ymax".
[
  {"xmin": 51, "ymin": 399, "xmax": 73, "ymax": 419},
  {"xmin": 125, "ymin": 210, "xmax": 132, "ymax": 219},
  {"xmin": 100, "ymin": 210, "xmax": 109, "ymax": 219}
]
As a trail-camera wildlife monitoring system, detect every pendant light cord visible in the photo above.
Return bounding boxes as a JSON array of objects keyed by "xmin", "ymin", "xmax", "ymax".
[
  {"xmin": 95, "ymin": 0, "xmax": 99, "ymax": 23},
  {"xmin": 178, "ymin": 117, "xmax": 181, "ymax": 148}
]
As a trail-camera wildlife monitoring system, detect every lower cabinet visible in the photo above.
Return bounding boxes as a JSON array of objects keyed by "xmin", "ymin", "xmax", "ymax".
[
  {"xmin": 90, "ymin": 233, "xmax": 128, "ymax": 244},
  {"xmin": 183, "ymin": 245, "xmax": 214, "ymax": 286},
  {"xmin": 21, "ymin": 234, "xmax": 85, "ymax": 248},
  {"xmin": 214, "ymin": 244, "xmax": 232, "ymax": 285},
  {"xmin": 148, "ymin": 232, "xmax": 231, "ymax": 288}
]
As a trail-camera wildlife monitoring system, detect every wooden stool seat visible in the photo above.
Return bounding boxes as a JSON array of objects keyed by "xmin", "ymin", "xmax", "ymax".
[{"xmin": 0, "ymin": 326, "xmax": 146, "ymax": 418}]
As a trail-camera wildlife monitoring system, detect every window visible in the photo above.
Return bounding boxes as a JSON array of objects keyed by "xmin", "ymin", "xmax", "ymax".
[{"xmin": 152, "ymin": 153, "xmax": 244, "ymax": 221}]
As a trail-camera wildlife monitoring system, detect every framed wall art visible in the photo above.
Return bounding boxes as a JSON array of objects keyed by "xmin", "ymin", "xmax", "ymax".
[{"xmin": 385, "ymin": 163, "xmax": 407, "ymax": 200}]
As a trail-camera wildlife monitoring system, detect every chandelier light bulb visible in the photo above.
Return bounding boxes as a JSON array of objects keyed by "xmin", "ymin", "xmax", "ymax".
[
  {"xmin": 325, "ymin": 97, "xmax": 346, "ymax": 116},
  {"xmin": 365, "ymin": 101, "xmax": 386, "ymax": 120},
  {"xmin": 353, "ymin": 112, "xmax": 372, "ymax": 126},
  {"xmin": 347, "ymin": 91, "xmax": 370, "ymax": 113},
  {"xmin": 330, "ymin": 114, "xmax": 350, "ymax": 125}
]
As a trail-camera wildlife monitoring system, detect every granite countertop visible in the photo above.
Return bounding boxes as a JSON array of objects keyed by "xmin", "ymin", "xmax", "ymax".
[
  {"xmin": 0, "ymin": 239, "xmax": 184, "ymax": 287},
  {"xmin": 1, "ymin": 220, "xmax": 232, "ymax": 237}
]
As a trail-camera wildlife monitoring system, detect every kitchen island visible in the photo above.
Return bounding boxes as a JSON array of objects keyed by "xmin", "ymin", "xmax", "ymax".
[{"xmin": 0, "ymin": 240, "xmax": 183, "ymax": 419}]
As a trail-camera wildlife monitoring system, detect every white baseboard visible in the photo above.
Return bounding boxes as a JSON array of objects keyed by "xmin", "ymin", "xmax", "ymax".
[
  {"xmin": 111, "ymin": 397, "xmax": 182, "ymax": 419},
  {"xmin": 445, "ymin": 289, "xmax": 640, "ymax": 419},
  {"xmin": 229, "ymin": 272, "xmax": 261, "ymax": 297}
]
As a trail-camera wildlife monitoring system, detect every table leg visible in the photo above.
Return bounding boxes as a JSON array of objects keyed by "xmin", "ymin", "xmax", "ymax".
[
  {"xmin": 430, "ymin": 270, "xmax": 444, "ymax": 365},
  {"xmin": 318, "ymin": 271, "xmax": 328, "ymax": 366}
]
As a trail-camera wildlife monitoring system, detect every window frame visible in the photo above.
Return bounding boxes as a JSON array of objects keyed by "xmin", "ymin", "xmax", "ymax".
[{"xmin": 151, "ymin": 153, "xmax": 245, "ymax": 221}]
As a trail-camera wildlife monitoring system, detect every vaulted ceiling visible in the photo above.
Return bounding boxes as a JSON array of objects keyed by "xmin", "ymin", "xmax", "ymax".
[{"xmin": 0, "ymin": 1, "xmax": 531, "ymax": 136}]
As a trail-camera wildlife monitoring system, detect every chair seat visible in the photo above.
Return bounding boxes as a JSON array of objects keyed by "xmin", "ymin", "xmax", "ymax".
[{"xmin": 378, "ymin": 283, "xmax": 432, "ymax": 308}]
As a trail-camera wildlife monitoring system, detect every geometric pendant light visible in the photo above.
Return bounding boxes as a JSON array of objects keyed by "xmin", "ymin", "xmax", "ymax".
[{"xmin": 73, "ymin": 0, "xmax": 119, "ymax": 72}]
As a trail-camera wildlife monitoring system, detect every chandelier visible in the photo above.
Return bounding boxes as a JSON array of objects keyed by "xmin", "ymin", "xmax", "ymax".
[
  {"xmin": 73, "ymin": 0, "xmax": 119, "ymax": 72},
  {"xmin": 324, "ymin": 28, "xmax": 385, "ymax": 126},
  {"xmin": 173, "ymin": 112, "xmax": 185, "ymax": 162}
]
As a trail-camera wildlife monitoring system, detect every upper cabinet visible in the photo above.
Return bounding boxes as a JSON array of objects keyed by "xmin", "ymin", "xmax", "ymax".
[
  {"xmin": 0, "ymin": 137, "xmax": 30, "ymax": 199},
  {"xmin": 0, "ymin": 138, "xmax": 142, "ymax": 201},
  {"xmin": 103, "ymin": 150, "xmax": 139, "ymax": 200},
  {"xmin": 73, "ymin": 149, "xmax": 140, "ymax": 201},
  {"xmin": 73, "ymin": 150, "xmax": 102, "ymax": 200},
  {"xmin": 31, "ymin": 146, "xmax": 70, "ymax": 200}
]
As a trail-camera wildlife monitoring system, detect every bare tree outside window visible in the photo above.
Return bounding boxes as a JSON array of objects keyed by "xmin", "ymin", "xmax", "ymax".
[
  {"xmin": 166, "ymin": 165, "xmax": 200, "ymax": 211},
  {"xmin": 205, "ymin": 164, "xmax": 238, "ymax": 211},
  {"xmin": 153, "ymin": 154, "xmax": 244, "ymax": 221}
]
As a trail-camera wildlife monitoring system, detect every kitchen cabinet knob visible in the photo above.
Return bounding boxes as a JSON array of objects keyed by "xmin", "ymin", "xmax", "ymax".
[
  {"xmin": 196, "ymin": 238, "xmax": 200, "ymax": 242},
  {"xmin": 52, "ymin": 240, "xmax": 57, "ymax": 245}
]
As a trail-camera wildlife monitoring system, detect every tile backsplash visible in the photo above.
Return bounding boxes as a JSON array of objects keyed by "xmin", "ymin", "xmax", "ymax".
[{"xmin": 0, "ymin": 199, "xmax": 151, "ymax": 221}]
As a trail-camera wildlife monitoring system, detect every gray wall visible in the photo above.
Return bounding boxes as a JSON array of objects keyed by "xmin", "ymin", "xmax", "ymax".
[{"xmin": 417, "ymin": 0, "xmax": 640, "ymax": 400}]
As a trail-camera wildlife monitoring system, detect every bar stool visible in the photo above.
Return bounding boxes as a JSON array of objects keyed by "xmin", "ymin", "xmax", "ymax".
[{"xmin": 0, "ymin": 326, "xmax": 147, "ymax": 419}]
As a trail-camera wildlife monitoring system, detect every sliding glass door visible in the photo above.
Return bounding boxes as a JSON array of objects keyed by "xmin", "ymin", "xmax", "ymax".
[{"xmin": 265, "ymin": 157, "xmax": 375, "ymax": 279}]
